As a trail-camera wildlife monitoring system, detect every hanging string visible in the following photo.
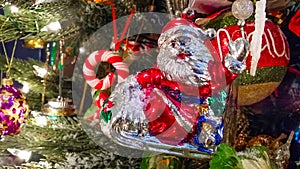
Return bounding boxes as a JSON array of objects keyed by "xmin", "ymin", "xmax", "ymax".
[
  {"xmin": 7, "ymin": 40, "xmax": 17, "ymax": 76},
  {"xmin": 105, "ymin": 1, "xmax": 118, "ymax": 45},
  {"xmin": 115, "ymin": 8, "xmax": 135, "ymax": 50},
  {"xmin": 134, "ymin": 20, "xmax": 144, "ymax": 43},
  {"xmin": 105, "ymin": 1, "xmax": 136, "ymax": 51},
  {"xmin": 1, "ymin": 41, "xmax": 10, "ymax": 65},
  {"xmin": 188, "ymin": 0, "xmax": 196, "ymax": 8},
  {"xmin": 1, "ymin": 40, "xmax": 18, "ymax": 77}
]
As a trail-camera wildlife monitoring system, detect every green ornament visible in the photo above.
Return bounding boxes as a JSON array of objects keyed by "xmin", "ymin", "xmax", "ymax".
[{"xmin": 50, "ymin": 42, "xmax": 57, "ymax": 66}]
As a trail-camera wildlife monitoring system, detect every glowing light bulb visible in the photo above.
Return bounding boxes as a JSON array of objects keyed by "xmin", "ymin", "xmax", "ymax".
[
  {"xmin": 33, "ymin": 65, "xmax": 48, "ymax": 78},
  {"xmin": 22, "ymin": 83, "xmax": 30, "ymax": 94},
  {"xmin": 9, "ymin": 5, "xmax": 19, "ymax": 14},
  {"xmin": 35, "ymin": 115, "xmax": 48, "ymax": 127},
  {"xmin": 79, "ymin": 47, "xmax": 85, "ymax": 54},
  {"xmin": 7, "ymin": 148, "xmax": 32, "ymax": 162},
  {"xmin": 34, "ymin": 0, "xmax": 57, "ymax": 4},
  {"xmin": 18, "ymin": 150, "xmax": 32, "ymax": 161},
  {"xmin": 41, "ymin": 21, "xmax": 62, "ymax": 32}
]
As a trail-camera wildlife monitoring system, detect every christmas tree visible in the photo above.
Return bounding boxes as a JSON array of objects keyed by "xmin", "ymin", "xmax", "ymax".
[{"xmin": 0, "ymin": 0, "xmax": 299, "ymax": 168}]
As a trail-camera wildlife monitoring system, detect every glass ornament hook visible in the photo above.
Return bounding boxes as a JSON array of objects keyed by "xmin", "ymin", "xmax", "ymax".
[{"xmin": 231, "ymin": 0, "xmax": 254, "ymax": 38}]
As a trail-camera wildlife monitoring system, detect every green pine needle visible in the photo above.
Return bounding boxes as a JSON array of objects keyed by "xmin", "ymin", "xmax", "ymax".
[{"xmin": 0, "ymin": 56, "xmax": 58, "ymax": 109}]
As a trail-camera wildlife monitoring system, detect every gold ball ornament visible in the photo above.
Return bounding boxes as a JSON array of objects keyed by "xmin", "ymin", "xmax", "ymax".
[{"xmin": 23, "ymin": 39, "xmax": 45, "ymax": 49}]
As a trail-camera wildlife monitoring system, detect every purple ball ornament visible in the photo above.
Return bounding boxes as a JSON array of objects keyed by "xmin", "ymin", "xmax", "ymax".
[{"xmin": 0, "ymin": 78, "xmax": 29, "ymax": 136}]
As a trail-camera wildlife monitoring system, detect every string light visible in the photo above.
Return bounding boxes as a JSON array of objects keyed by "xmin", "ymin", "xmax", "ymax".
[
  {"xmin": 41, "ymin": 21, "xmax": 62, "ymax": 32},
  {"xmin": 79, "ymin": 47, "xmax": 85, "ymax": 54},
  {"xmin": 31, "ymin": 111, "xmax": 48, "ymax": 127},
  {"xmin": 33, "ymin": 65, "xmax": 48, "ymax": 78},
  {"xmin": 9, "ymin": 5, "xmax": 19, "ymax": 14},
  {"xmin": 7, "ymin": 148, "xmax": 32, "ymax": 162},
  {"xmin": 21, "ymin": 82, "xmax": 30, "ymax": 94},
  {"xmin": 35, "ymin": 116, "xmax": 48, "ymax": 127}
]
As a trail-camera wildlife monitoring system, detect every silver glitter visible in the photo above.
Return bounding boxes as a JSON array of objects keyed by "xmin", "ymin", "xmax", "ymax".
[
  {"xmin": 100, "ymin": 75, "xmax": 148, "ymax": 137},
  {"xmin": 157, "ymin": 25, "xmax": 215, "ymax": 86},
  {"xmin": 224, "ymin": 38, "xmax": 249, "ymax": 74}
]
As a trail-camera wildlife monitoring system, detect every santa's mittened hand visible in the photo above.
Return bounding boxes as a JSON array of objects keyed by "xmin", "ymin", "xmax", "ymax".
[{"xmin": 224, "ymin": 38, "xmax": 250, "ymax": 74}]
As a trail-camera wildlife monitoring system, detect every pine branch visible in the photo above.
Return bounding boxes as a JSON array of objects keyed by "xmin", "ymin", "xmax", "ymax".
[
  {"xmin": 77, "ymin": 0, "xmax": 133, "ymax": 34},
  {"xmin": 0, "ymin": 56, "xmax": 59, "ymax": 109},
  {"xmin": 0, "ymin": 1, "xmax": 80, "ymax": 42},
  {"xmin": 0, "ymin": 114, "xmax": 141, "ymax": 168},
  {"xmin": 77, "ymin": 0, "xmax": 169, "ymax": 35}
]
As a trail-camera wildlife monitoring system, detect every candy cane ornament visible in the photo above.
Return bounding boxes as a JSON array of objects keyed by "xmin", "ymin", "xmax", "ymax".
[{"xmin": 83, "ymin": 50, "xmax": 129, "ymax": 90}]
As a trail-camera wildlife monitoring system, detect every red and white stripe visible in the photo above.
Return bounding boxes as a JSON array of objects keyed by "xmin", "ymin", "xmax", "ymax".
[{"xmin": 83, "ymin": 50, "xmax": 129, "ymax": 90}]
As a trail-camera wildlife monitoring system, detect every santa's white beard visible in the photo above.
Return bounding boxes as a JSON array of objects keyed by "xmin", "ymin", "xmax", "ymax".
[{"xmin": 157, "ymin": 47, "xmax": 212, "ymax": 86}]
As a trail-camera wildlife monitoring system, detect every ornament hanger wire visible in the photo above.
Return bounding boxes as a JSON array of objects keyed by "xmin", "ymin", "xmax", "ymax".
[
  {"xmin": 1, "ymin": 40, "xmax": 18, "ymax": 77},
  {"xmin": 188, "ymin": 0, "xmax": 196, "ymax": 8},
  {"xmin": 105, "ymin": 1, "xmax": 135, "ymax": 51}
]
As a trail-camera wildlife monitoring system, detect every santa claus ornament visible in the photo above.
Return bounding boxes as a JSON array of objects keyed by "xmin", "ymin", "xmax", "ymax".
[{"xmin": 95, "ymin": 8, "xmax": 250, "ymax": 157}]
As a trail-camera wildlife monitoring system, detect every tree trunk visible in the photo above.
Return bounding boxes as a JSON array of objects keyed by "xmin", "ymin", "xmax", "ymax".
[{"xmin": 223, "ymin": 79, "xmax": 243, "ymax": 146}]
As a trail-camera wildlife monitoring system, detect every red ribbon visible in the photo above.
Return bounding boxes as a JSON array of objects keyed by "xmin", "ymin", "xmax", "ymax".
[{"xmin": 105, "ymin": 1, "xmax": 135, "ymax": 51}]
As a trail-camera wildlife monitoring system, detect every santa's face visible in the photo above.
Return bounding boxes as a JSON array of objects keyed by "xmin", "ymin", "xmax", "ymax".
[{"xmin": 157, "ymin": 26, "xmax": 214, "ymax": 86}]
